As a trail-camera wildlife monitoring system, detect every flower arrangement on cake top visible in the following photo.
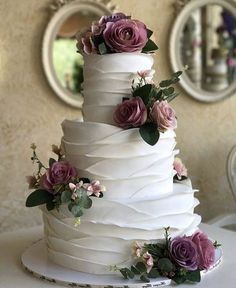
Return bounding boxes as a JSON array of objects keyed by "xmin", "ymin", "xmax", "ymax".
[
  {"xmin": 76, "ymin": 12, "xmax": 158, "ymax": 55},
  {"xmin": 25, "ymin": 144, "xmax": 105, "ymax": 220},
  {"xmin": 113, "ymin": 69, "xmax": 183, "ymax": 145},
  {"xmin": 115, "ymin": 228, "xmax": 221, "ymax": 285}
]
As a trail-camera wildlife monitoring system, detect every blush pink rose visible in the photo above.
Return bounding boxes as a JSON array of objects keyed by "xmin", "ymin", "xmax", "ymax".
[
  {"xmin": 40, "ymin": 161, "xmax": 77, "ymax": 193},
  {"xmin": 103, "ymin": 19, "xmax": 148, "ymax": 52},
  {"xmin": 76, "ymin": 29, "xmax": 97, "ymax": 55},
  {"xmin": 190, "ymin": 231, "xmax": 215, "ymax": 270},
  {"xmin": 114, "ymin": 97, "xmax": 147, "ymax": 129},
  {"xmin": 150, "ymin": 100, "xmax": 177, "ymax": 131},
  {"xmin": 174, "ymin": 158, "xmax": 188, "ymax": 180}
]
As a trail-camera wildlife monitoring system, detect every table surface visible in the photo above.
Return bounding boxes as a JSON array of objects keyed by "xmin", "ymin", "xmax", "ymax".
[{"xmin": 0, "ymin": 223, "xmax": 236, "ymax": 288}]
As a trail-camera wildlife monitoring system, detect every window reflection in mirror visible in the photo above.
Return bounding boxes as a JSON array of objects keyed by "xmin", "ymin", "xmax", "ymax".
[
  {"xmin": 180, "ymin": 5, "xmax": 236, "ymax": 92},
  {"xmin": 53, "ymin": 11, "xmax": 100, "ymax": 96}
]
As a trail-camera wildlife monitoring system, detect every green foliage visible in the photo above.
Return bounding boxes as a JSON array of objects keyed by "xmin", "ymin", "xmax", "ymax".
[
  {"xmin": 142, "ymin": 39, "xmax": 159, "ymax": 53},
  {"xmin": 61, "ymin": 190, "xmax": 72, "ymax": 203},
  {"xmin": 98, "ymin": 42, "xmax": 108, "ymax": 55},
  {"xmin": 133, "ymin": 84, "xmax": 153, "ymax": 105},
  {"xmin": 46, "ymin": 201, "xmax": 55, "ymax": 211},
  {"xmin": 157, "ymin": 258, "xmax": 174, "ymax": 272},
  {"xmin": 71, "ymin": 205, "xmax": 84, "ymax": 217},
  {"xmin": 49, "ymin": 158, "xmax": 56, "ymax": 167},
  {"xmin": 139, "ymin": 123, "xmax": 160, "ymax": 146},
  {"xmin": 26, "ymin": 189, "xmax": 54, "ymax": 207}
]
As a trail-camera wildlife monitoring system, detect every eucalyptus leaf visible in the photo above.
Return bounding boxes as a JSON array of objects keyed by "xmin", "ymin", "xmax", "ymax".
[
  {"xmin": 172, "ymin": 71, "xmax": 183, "ymax": 78},
  {"xmin": 80, "ymin": 193, "xmax": 93, "ymax": 209},
  {"xmin": 142, "ymin": 39, "xmax": 158, "ymax": 53},
  {"xmin": 135, "ymin": 262, "xmax": 147, "ymax": 273},
  {"xmin": 26, "ymin": 189, "xmax": 54, "ymax": 207},
  {"xmin": 61, "ymin": 190, "xmax": 72, "ymax": 203},
  {"xmin": 68, "ymin": 202, "xmax": 73, "ymax": 212},
  {"xmin": 157, "ymin": 258, "xmax": 174, "ymax": 272},
  {"xmin": 186, "ymin": 270, "xmax": 201, "ymax": 283},
  {"xmin": 71, "ymin": 205, "xmax": 83, "ymax": 217},
  {"xmin": 131, "ymin": 265, "xmax": 141, "ymax": 275},
  {"xmin": 120, "ymin": 268, "xmax": 128, "ymax": 279},
  {"xmin": 124, "ymin": 268, "xmax": 135, "ymax": 279},
  {"xmin": 172, "ymin": 274, "xmax": 187, "ymax": 285},
  {"xmin": 166, "ymin": 92, "xmax": 179, "ymax": 103},
  {"xmin": 49, "ymin": 158, "xmax": 56, "ymax": 167},
  {"xmin": 163, "ymin": 87, "xmax": 175, "ymax": 96},
  {"xmin": 147, "ymin": 268, "xmax": 160, "ymax": 278},
  {"xmin": 159, "ymin": 79, "xmax": 173, "ymax": 88},
  {"xmin": 98, "ymin": 42, "xmax": 108, "ymax": 55},
  {"xmin": 140, "ymin": 274, "xmax": 150, "ymax": 283},
  {"xmin": 139, "ymin": 123, "xmax": 160, "ymax": 146}
]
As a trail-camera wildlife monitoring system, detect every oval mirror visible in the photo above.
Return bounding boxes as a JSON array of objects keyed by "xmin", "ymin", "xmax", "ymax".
[
  {"xmin": 170, "ymin": 0, "xmax": 236, "ymax": 102},
  {"xmin": 42, "ymin": 0, "xmax": 116, "ymax": 108}
]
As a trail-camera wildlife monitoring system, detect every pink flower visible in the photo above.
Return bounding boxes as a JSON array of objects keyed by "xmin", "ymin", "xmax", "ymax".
[
  {"xmin": 114, "ymin": 97, "xmax": 147, "ymax": 129},
  {"xmin": 133, "ymin": 242, "xmax": 143, "ymax": 258},
  {"xmin": 91, "ymin": 21, "xmax": 105, "ymax": 36},
  {"xmin": 190, "ymin": 231, "xmax": 215, "ymax": 270},
  {"xmin": 40, "ymin": 161, "xmax": 77, "ymax": 193},
  {"xmin": 76, "ymin": 29, "xmax": 97, "ymax": 55},
  {"xmin": 150, "ymin": 100, "xmax": 177, "ymax": 131},
  {"xmin": 143, "ymin": 252, "xmax": 154, "ymax": 272},
  {"xmin": 26, "ymin": 175, "xmax": 37, "ymax": 189},
  {"xmin": 137, "ymin": 70, "xmax": 154, "ymax": 79},
  {"xmin": 83, "ymin": 180, "xmax": 106, "ymax": 197},
  {"xmin": 103, "ymin": 19, "xmax": 148, "ymax": 53},
  {"xmin": 99, "ymin": 12, "xmax": 130, "ymax": 25},
  {"xmin": 174, "ymin": 158, "xmax": 187, "ymax": 180}
]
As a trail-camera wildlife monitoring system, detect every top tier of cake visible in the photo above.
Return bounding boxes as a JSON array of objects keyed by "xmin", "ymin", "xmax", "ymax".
[{"xmin": 82, "ymin": 53, "xmax": 154, "ymax": 125}]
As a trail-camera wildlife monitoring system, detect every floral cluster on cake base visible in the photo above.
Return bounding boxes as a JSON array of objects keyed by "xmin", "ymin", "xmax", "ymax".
[
  {"xmin": 116, "ymin": 228, "xmax": 220, "ymax": 285},
  {"xmin": 113, "ymin": 70, "xmax": 183, "ymax": 145},
  {"xmin": 76, "ymin": 12, "xmax": 158, "ymax": 55},
  {"xmin": 26, "ymin": 144, "xmax": 105, "ymax": 219}
]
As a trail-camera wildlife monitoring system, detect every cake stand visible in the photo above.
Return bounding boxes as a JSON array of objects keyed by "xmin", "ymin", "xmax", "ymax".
[{"xmin": 21, "ymin": 239, "xmax": 222, "ymax": 288}]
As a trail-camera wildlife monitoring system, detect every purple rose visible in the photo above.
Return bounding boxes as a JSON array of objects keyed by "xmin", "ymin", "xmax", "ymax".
[
  {"xmin": 150, "ymin": 100, "xmax": 177, "ymax": 131},
  {"xmin": 114, "ymin": 97, "xmax": 147, "ymax": 129},
  {"xmin": 99, "ymin": 12, "xmax": 130, "ymax": 25},
  {"xmin": 170, "ymin": 237, "xmax": 198, "ymax": 271},
  {"xmin": 190, "ymin": 231, "xmax": 215, "ymax": 270},
  {"xmin": 103, "ymin": 19, "xmax": 148, "ymax": 53},
  {"xmin": 76, "ymin": 29, "xmax": 97, "ymax": 55},
  {"xmin": 40, "ymin": 161, "xmax": 77, "ymax": 193}
]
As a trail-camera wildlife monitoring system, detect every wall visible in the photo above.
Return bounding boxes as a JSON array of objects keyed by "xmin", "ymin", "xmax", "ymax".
[{"xmin": 0, "ymin": 0, "xmax": 235, "ymax": 232}]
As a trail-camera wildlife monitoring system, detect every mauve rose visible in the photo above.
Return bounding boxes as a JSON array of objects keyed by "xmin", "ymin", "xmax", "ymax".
[
  {"xmin": 170, "ymin": 237, "xmax": 198, "ymax": 271},
  {"xmin": 99, "ymin": 12, "xmax": 130, "ymax": 25},
  {"xmin": 91, "ymin": 21, "xmax": 106, "ymax": 36},
  {"xmin": 174, "ymin": 157, "xmax": 188, "ymax": 180},
  {"xmin": 150, "ymin": 100, "xmax": 177, "ymax": 131},
  {"xmin": 114, "ymin": 97, "xmax": 147, "ymax": 129},
  {"xmin": 103, "ymin": 19, "xmax": 148, "ymax": 53},
  {"xmin": 76, "ymin": 29, "xmax": 97, "ymax": 54},
  {"xmin": 40, "ymin": 161, "xmax": 77, "ymax": 193},
  {"xmin": 190, "ymin": 231, "xmax": 215, "ymax": 270}
]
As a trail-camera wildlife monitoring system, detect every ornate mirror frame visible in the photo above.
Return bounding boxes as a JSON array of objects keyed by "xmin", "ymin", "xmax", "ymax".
[
  {"xmin": 170, "ymin": 0, "xmax": 236, "ymax": 102},
  {"xmin": 42, "ymin": 0, "xmax": 116, "ymax": 108}
]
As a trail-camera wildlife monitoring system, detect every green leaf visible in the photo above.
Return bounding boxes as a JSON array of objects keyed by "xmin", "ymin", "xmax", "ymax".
[
  {"xmin": 49, "ymin": 158, "xmax": 56, "ymax": 167},
  {"xmin": 132, "ymin": 84, "xmax": 153, "ymax": 105},
  {"xmin": 98, "ymin": 42, "xmax": 108, "ymax": 55},
  {"xmin": 151, "ymin": 89, "xmax": 163, "ymax": 101},
  {"xmin": 80, "ymin": 193, "xmax": 92, "ymax": 209},
  {"xmin": 131, "ymin": 265, "xmax": 141, "ymax": 275},
  {"xmin": 147, "ymin": 268, "xmax": 160, "ymax": 278},
  {"xmin": 120, "ymin": 268, "xmax": 128, "ymax": 279},
  {"xmin": 71, "ymin": 205, "xmax": 83, "ymax": 217},
  {"xmin": 157, "ymin": 258, "xmax": 174, "ymax": 272},
  {"xmin": 186, "ymin": 270, "xmax": 201, "ymax": 283},
  {"xmin": 166, "ymin": 92, "xmax": 179, "ymax": 103},
  {"xmin": 46, "ymin": 201, "xmax": 55, "ymax": 211},
  {"xmin": 147, "ymin": 28, "xmax": 153, "ymax": 38},
  {"xmin": 68, "ymin": 202, "xmax": 74, "ymax": 211},
  {"xmin": 139, "ymin": 123, "xmax": 160, "ymax": 146},
  {"xmin": 135, "ymin": 262, "xmax": 147, "ymax": 273},
  {"xmin": 159, "ymin": 79, "xmax": 173, "ymax": 88},
  {"xmin": 26, "ymin": 189, "xmax": 54, "ymax": 207},
  {"xmin": 61, "ymin": 190, "xmax": 72, "ymax": 203},
  {"xmin": 142, "ymin": 39, "xmax": 158, "ymax": 53},
  {"xmin": 140, "ymin": 274, "xmax": 150, "ymax": 283},
  {"xmin": 124, "ymin": 268, "xmax": 135, "ymax": 279},
  {"xmin": 172, "ymin": 274, "xmax": 187, "ymax": 285},
  {"xmin": 163, "ymin": 87, "xmax": 175, "ymax": 96},
  {"xmin": 172, "ymin": 71, "xmax": 183, "ymax": 78}
]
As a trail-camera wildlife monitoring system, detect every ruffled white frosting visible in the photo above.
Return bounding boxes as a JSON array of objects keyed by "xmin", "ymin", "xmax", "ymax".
[
  {"xmin": 82, "ymin": 53, "xmax": 154, "ymax": 125},
  {"xmin": 42, "ymin": 53, "xmax": 201, "ymax": 275}
]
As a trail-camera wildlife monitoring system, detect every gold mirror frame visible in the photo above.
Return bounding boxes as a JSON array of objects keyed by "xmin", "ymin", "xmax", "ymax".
[
  {"xmin": 170, "ymin": 0, "xmax": 236, "ymax": 102},
  {"xmin": 42, "ymin": 0, "xmax": 117, "ymax": 108}
]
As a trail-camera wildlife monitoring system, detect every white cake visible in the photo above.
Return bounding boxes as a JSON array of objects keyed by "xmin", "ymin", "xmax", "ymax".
[{"xmin": 42, "ymin": 53, "xmax": 201, "ymax": 275}]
